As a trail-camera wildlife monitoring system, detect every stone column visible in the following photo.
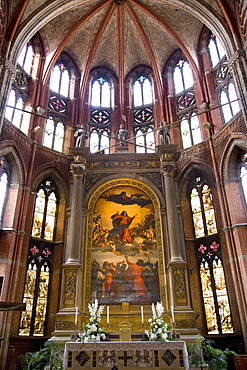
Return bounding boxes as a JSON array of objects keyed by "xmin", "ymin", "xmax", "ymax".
[
  {"xmin": 56, "ymin": 149, "xmax": 89, "ymax": 327},
  {"xmin": 157, "ymin": 146, "xmax": 196, "ymax": 327},
  {"xmin": 157, "ymin": 145, "xmax": 184, "ymax": 262},
  {"xmin": 65, "ymin": 150, "xmax": 89, "ymax": 264}
]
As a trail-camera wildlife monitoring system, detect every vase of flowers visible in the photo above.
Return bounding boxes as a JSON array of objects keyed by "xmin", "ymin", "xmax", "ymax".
[
  {"xmin": 78, "ymin": 299, "xmax": 107, "ymax": 343},
  {"xmin": 145, "ymin": 301, "xmax": 172, "ymax": 341}
]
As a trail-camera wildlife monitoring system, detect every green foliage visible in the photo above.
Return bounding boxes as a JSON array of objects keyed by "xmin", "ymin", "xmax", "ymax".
[
  {"xmin": 19, "ymin": 340, "xmax": 65, "ymax": 370},
  {"xmin": 202, "ymin": 339, "xmax": 236, "ymax": 370},
  {"xmin": 187, "ymin": 334, "xmax": 205, "ymax": 367},
  {"xmin": 187, "ymin": 335, "xmax": 236, "ymax": 370}
]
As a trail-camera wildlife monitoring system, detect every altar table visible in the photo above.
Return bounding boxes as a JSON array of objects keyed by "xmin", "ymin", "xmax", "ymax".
[{"xmin": 63, "ymin": 341, "xmax": 189, "ymax": 369}]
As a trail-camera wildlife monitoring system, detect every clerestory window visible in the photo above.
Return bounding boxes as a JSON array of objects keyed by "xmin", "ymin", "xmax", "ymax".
[{"xmin": 133, "ymin": 75, "xmax": 155, "ymax": 153}]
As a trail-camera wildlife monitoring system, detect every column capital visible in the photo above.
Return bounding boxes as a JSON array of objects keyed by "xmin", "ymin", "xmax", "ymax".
[{"xmin": 156, "ymin": 145, "xmax": 180, "ymax": 176}]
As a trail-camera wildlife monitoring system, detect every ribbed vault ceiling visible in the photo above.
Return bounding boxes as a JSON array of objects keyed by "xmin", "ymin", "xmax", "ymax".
[{"xmin": 16, "ymin": 0, "xmax": 224, "ymax": 76}]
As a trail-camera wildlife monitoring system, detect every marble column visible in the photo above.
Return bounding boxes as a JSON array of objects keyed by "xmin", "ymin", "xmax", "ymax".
[
  {"xmin": 157, "ymin": 145, "xmax": 184, "ymax": 262},
  {"xmin": 156, "ymin": 146, "xmax": 194, "ymax": 320}
]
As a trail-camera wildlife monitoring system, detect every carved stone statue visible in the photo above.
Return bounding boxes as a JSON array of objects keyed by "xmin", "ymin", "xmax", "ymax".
[
  {"xmin": 158, "ymin": 122, "xmax": 170, "ymax": 145},
  {"xmin": 116, "ymin": 124, "xmax": 129, "ymax": 147},
  {"xmin": 74, "ymin": 125, "xmax": 88, "ymax": 147}
]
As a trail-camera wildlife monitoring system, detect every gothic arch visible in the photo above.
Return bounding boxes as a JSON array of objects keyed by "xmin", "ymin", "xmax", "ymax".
[
  {"xmin": 0, "ymin": 145, "xmax": 25, "ymax": 186},
  {"xmin": 178, "ymin": 162, "xmax": 216, "ymax": 200},
  {"xmin": 221, "ymin": 137, "xmax": 247, "ymax": 182},
  {"xmin": 84, "ymin": 173, "xmax": 165, "ymax": 208},
  {"xmin": 31, "ymin": 167, "xmax": 68, "ymax": 203}
]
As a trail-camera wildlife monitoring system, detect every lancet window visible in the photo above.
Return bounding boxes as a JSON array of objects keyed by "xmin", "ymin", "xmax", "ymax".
[
  {"xmin": 240, "ymin": 153, "xmax": 247, "ymax": 204},
  {"xmin": 132, "ymin": 75, "xmax": 154, "ymax": 153},
  {"xmin": 89, "ymin": 76, "xmax": 111, "ymax": 153},
  {"xmin": 190, "ymin": 176, "xmax": 217, "ymax": 238},
  {"xmin": 0, "ymin": 156, "xmax": 9, "ymax": 226},
  {"xmin": 197, "ymin": 239, "xmax": 234, "ymax": 335},
  {"xmin": 208, "ymin": 33, "xmax": 240, "ymax": 123},
  {"xmin": 5, "ymin": 43, "xmax": 33, "ymax": 130},
  {"xmin": 31, "ymin": 180, "xmax": 58, "ymax": 241},
  {"xmin": 190, "ymin": 176, "xmax": 233, "ymax": 334},
  {"xmin": 19, "ymin": 179, "xmax": 58, "ymax": 336},
  {"xmin": 173, "ymin": 59, "xmax": 202, "ymax": 148},
  {"xmin": 19, "ymin": 242, "xmax": 52, "ymax": 336},
  {"xmin": 43, "ymin": 62, "xmax": 70, "ymax": 151}
]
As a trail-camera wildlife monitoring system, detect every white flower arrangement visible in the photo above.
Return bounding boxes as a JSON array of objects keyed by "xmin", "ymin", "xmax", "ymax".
[
  {"xmin": 78, "ymin": 299, "xmax": 107, "ymax": 343},
  {"xmin": 145, "ymin": 302, "xmax": 172, "ymax": 341}
]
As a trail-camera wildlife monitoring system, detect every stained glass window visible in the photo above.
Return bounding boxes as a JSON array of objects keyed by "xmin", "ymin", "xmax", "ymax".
[
  {"xmin": 132, "ymin": 75, "xmax": 154, "ymax": 153},
  {"xmin": 208, "ymin": 34, "xmax": 225, "ymax": 68},
  {"xmin": 173, "ymin": 60, "xmax": 193, "ymax": 94},
  {"xmin": 240, "ymin": 153, "xmax": 247, "ymax": 204},
  {"xmin": 190, "ymin": 177, "xmax": 217, "ymax": 238},
  {"xmin": 17, "ymin": 42, "xmax": 34, "ymax": 75},
  {"xmin": 133, "ymin": 75, "xmax": 153, "ymax": 107},
  {"xmin": 19, "ymin": 244, "xmax": 52, "ymax": 336},
  {"xmin": 89, "ymin": 128, "xmax": 110, "ymax": 154},
  {"xmin": 220, "ymin": 82, "xmax": 240, "ymax": 123},
  {"xmin": 43, "ymin": 117, "xmax": 65, "ymax": 152},
  {"xmin": 180, "ymin": 112, "xmax": 202, "ymax": 149},
  {"xmin": 197, "ymin": 241, "xmax": 233, "ymax": 334},
  {"xmin": 208, "ymin": 34, "xmax": 240, "ymax": 123},
  {"xmin": 173, "ymin": 59, "xmax": 201, "ymax": 148},
  {"xmin": 91, "ymin": 77, "xmax": 111, "ymax": 108},
  {"xmin": 0, "ymin": 157, "xmax": 9, "ymax": 225},
  {"xmin": 31, "ymin": 180, "xmax": 58, "ymax": 241},
  {"xmin": 5, "ymin": 89, "xmax": 24, "ymax": 129},
  {"xmin": 50, "ymin": 63, "xmax": 70, "ymax": 98},
  {"xmin": 89, "ymin": 75, "xmax": 112, "ymax": 153}
]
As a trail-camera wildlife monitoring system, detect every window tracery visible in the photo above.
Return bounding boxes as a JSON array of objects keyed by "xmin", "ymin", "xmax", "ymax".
[
  {"xmin": 89, "ymin": 75, "xmax": 112, "ymax": 153},
  {"xmin": 31, "ymin": 180, "xmax": 58, "ymax": 241},
  {"xmin": 190, "ymin": 176, "xmax": 217, "ymax": 238},
  {"xmin": 173, "ymin": 59, "xmax": 202, "ymax": 148},
  {"xmin": 132, "ymin": 74, "xmax": 155, "ymax": 153},
  {"xmin": 197, "ymin": 240, "xmax": 233, "ymax": 334},
  {"xmin": 44, "ymin": 62, "xmax": 70, "ymax": 151},
  {"xmin": 208, "ymin": 33, "xmax": 240, "ymax": 123},
  {"xmin": 5, "ymin": 43, "xmax": 32, "ymax": 130},
  {"xmin": 19, "ymin": 243, "xmax": 52, "ymax": 336}
]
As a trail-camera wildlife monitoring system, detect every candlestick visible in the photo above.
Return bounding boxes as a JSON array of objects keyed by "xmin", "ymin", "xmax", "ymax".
[
  {"xmin": 141, "ymin": 306, "xmax": 144, "ymax": 324},
  {"xmin": 75, "ymin": 306, "xmax": 78, "ymax": 325},
  {"xmin": 107, "ymin": 305, "xmax": 110, "ymax": 325},
  {"xmin": 171, "ymin": 305, "xmax": 175, "ymax": 323}
]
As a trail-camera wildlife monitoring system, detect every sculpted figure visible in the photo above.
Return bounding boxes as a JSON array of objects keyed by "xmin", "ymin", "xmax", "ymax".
[
  {"xmin": 74, "ymin": 125, "xmax": 88, "ymax": 147},
  {"xmin": 116, "ymin": 124, "xmax": 129, "ymax": 147},
  {"xmin": 158, "ymin": 121, "xmax": 170, "ymax": 145}
]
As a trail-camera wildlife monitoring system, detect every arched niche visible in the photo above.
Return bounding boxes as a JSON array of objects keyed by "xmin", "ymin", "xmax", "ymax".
[{"xmin": 83, "ymin": 178, "xmax": 167, "ymax": 310}]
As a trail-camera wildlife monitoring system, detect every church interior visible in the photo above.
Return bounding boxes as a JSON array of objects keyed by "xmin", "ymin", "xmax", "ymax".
[{"xmin": 1, "ymin": 0, "xmax": 247, "ymax": 368}]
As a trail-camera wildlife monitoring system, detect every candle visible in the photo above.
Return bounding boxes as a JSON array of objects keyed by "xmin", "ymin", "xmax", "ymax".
[
  {"xmin": 141, "ymin": 306, "xmax": 144, "ymax": 324},
  {"xmin": 107, "ymin": 306, "xmax": 110, "ymax": 325},
  {"xmin": 75, "ymin": 307, "xmax": 78, "ymax": 325},
  {"xmin": 171, "ymin": 305, "xmax": 175, "ymax": 323}
]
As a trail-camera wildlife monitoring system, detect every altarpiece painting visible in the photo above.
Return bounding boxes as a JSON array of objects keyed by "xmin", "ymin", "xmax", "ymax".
[{"xmin": 86, "ymin": 180, "xmax": 164, "ymax": 306}]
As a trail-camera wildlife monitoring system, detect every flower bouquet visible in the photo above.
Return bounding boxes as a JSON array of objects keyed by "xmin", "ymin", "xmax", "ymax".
[
  {"xmin": 145, "ymin": 301, "xmax": 172, "ymax": 341},
  {"xmin": 78, "ymin": 299, "xmax": 107, "ymax": 342}
]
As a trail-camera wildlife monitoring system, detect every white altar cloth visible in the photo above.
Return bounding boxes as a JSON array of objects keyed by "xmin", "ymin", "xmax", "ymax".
[{"xmin": 64, "ymin": 340, "xmax": 189, "ymax": 369}]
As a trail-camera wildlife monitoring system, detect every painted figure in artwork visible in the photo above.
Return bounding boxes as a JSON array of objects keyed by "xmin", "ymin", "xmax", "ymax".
[
  {"xmin": 110, "ymin": 210, "xmax": 136, "ymax": 243},
  {"xmin": 125, "ymin": 255, "xmax": 149, "ymax": 301},
  {"xmin": 90, "ymin": 184, "xmax": 160, "ymax": 304}
]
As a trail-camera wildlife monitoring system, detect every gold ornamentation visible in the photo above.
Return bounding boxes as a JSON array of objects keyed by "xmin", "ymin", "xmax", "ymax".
[
  {"xmin": 64, "ymin": 271, "xmax": 77, "ymax": 304},
  {"xmin": 174, "ymin": 269, "xmax": 187, "ymax": 305}
]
